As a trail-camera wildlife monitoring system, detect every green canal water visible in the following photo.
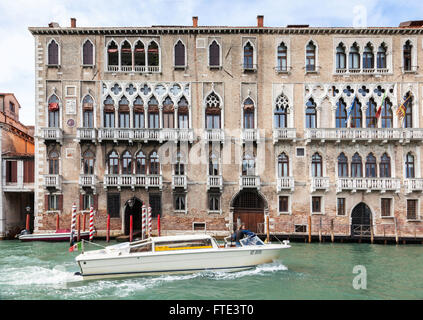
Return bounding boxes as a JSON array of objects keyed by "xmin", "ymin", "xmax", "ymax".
[{"xmin": 0, "ymin": 240, "xmax": 422, "ymax": 300}]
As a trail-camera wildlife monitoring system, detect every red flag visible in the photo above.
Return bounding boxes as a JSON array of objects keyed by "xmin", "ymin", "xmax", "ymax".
[{"xmin": 375, "ymin": 92, "xmax": 386, "ymax": 119}]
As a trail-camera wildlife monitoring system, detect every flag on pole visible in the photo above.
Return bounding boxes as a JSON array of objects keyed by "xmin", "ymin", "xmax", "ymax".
[
  {"xmin": 345, "ymin": 96, "xmax": 356, "ymax": 124},
  {"xmin": 397, "ymin": 94, "xmax": 411, "ymax": 121},
  {"xmin": 375, "ymin": 92, "xmax": 387, "ymax": 119},
  {"xmin": 69, "ymin": 242, "xmax": 82, "ymax": 252}
]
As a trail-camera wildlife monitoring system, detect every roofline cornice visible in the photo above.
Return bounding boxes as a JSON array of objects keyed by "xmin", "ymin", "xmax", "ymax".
[{"xmin": 28, "ymin": 26, "xmax": 423, "ymax": 36}]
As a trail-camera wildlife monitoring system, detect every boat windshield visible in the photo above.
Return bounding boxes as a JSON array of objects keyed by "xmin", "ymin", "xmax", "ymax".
[
  {"xmin": 129, "ymin": 241, "xmax": 153, "ymax": 253},
  {"xmin": 240, "ymin": 235, "xmax": 265, "ymax": 246}
]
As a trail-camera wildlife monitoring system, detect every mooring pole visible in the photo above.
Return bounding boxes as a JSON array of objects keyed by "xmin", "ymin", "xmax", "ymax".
[
  {"xmin": 25, "ymin": 214, "xmax": 30, "ymax": 231},
  {"xmin": 129, "ymin": 215, "xmax": 133, "ymax": 242},
  {"xmin": 330, "ymin": 219, "xmax": 334, "ymax": 243},
  {"xmin": 266, "ymin": 215, "xmax": 270, "ymax": 243},
  {"xmin": 308, "ymin": 215, "xmax": 312, "ymax": 243},
  {"xmin": 106, "ymin": 214, "xmax": 110, "ymax": 243},
  {"xmin": 158, "ymin": 214, "xmax": 161, "ymax": 236},
  {"xmin": 394, "ymin": 217, "xmax": 399, "ymax": 244},
  {"xmin": 319, "ymin": 217, "xmax": 322, "ymax": 243},
  {"xmin": 83, "ymin": 212, "xmax": 86, "ymax": 231},
  {"xmin": 77, "ymin": 214, "xmax": 81, "ymax": 242},
  {"xmin": 56, "ymin": 214, "xmax": 60, "ymax": 231}
]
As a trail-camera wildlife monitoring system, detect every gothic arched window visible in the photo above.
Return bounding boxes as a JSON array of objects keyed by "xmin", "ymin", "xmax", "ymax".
[
  {"xmin": 48, "ymin": 94, "xmax": 60, "ymax": 128},
  {"xmin": 365, "ymin": 153, "xmax": 377, "ymax": 178},
  {"xmin": 82, "ymin": 40, "xmax": 94, "ymax": 65},
  {"xmin": 337, "ymin": 153, "xmax": 348, "ymax": 177},
  {"xmin": 278, "ymin": 153, "xmax": 289, "ymax": 177},
  {"xmin": 351, "ymin": 153, "xmax": 363, "ymax": 178},
  {"xmin": 274, "ymin": 95, "xmax": 289, "ymax": 129}
]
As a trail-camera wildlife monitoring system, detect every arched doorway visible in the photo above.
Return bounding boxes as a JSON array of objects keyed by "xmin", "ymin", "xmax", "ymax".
[
  {"xmin": 124, "ymin": 197, "xmax": 144, "ymax": 235},
  {"xmin": 351, "ymin": 202, "xmax": 372, "ymax": 237},
  {"xmin": 231, "ymin": 190, "xmax": 266, "ymax": 233}
]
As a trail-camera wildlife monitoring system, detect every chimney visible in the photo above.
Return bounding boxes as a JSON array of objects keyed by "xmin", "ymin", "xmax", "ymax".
[
  {"xmin": 192, "ymin": 16, "xmax": 198, "ymax": 27},
  {"xmin": 71, "ymin": 18, "xmax": 76, "ymax": 28},
  {"xmin": 257, "ymin": 15, "xmax": 264, "ymax": 28}
]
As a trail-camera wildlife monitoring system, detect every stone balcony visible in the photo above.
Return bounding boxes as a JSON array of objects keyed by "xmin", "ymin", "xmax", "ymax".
[
  {"xmin": 203, "ymin": 129, "xmax": 225, "ymax": 143},
  {"xmin": 311, "ymin": 177, "xmax": 330, "ymax": 193},
  {"xmin": 79, "ymin": 174, "xmax": 96, "ymax": 192},
  {"xmin": 305, "ymin": 128, "xmax": 423, "ymax": 144},
  {"xmin": 404, "ymin": 178, "xmax": 423, "ymax": 194},
  {"xmin": 40, "ymin": 127, "xmax": 63, "ymax": 144},
  {"xmin": 239, "ymin": 175, "xmax": 261, "ymax": 190},
  {"xmin": 172, "ymin": 175, "xmax": 187, "ymax": 190},
  {"xmin": 277, "ymin": 176, "xmax": 295, "ymax": 193},
  {"xmin": 106, "ymin": 65, "xmax": 161, "ymax": 73},
  {"xmin": 97, "ymin": 128, "xmax": 194, "ymax": 143},
  {"xmin": 103, "ymin": 174, "xmax": 162, "ymax": 190},
  {"xmin": 207, "ymin": 175, "xmax": 223, "ymax": 191},
  {"xmin": 336, "ymin": 177, "xmax": 401, "ymax": 193},
  {"xmin": 241, "ymin": 129, "xmax": 260, "ymax": 143},
  {"xmin": 76, "ymin": 128, "xmax": 97, "ymax": 143},
  {"xmin": 273, "ymin": 128, "xmax": 297, "ymax": 143},
  {"xmin": 44, "ymin": 174, "xmax": 61, "ymax": 190}
]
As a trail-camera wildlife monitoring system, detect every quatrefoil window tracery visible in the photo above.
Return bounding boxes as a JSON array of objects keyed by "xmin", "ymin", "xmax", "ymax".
[
  {"xmin": 205, "ymin": 92, "xmax": 221, "ymax": 108},
  {"xmin": 275, "ymin": 94, "xmax": 289, "ymax": 110},
  {"xmin": 126, "ymin": 84, "xmax": 136, "ymax": 95},
  {"xmin": 140, "ymin": 84, "xmax": 151, "ymax": 95},
  {"xmin": 111, "ymin": 83, "xmax": 122, "ymax": 95}
]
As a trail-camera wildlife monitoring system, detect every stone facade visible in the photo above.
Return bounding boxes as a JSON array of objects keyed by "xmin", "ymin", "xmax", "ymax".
[{"xmin": 29, "ymin": 17, "xmax": 423, "ymax": 239}]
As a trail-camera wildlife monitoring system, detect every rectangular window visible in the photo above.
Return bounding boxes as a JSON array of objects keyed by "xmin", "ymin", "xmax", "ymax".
[
  {"xmin": 23, "ymin": 160, "xmax": 34, "ymax": 183},
  {"xmin": 107, "ymin": 193, "xmax": 120, "ymax": 218},
  {"xmin": 163, "ymin": 112, "xmax": 174, "ymax": 129},
  {"xmin": 407, "ymin": 199, "xmax": 418, "ymax": 220},
  {"xmin": 174, "ymin": 194, "xmax": 186, "ymax": 211},
  {"xmin": 5, "ymin": 160, "xmax": 17, "ymax": 183},
  {"xmin": 296, "ymin": 148, "xmax": 305, "ymax": 157},
  {"xmin": 104, "ymin": 112, "xmax": 115, "ymax": 128},
  {"xmin": 208, "ymin": 194, "xmax": 220, "ymax": 211},
  {"xmin": 149, "ymin": 113, "xmax": 159, "ymax": 129},
  {"xmin": 312, "ymin": 196, "xmax": 321, "ymax": 213},
  {"xmin": 134, "ymin": 113, "xmax": 145, "ymax": 128},
  {"xmin": 295, "ymin": 225, "xmax": 307, "ymax": 233},
  {"xmin": 83, "ymin": 194, "xmax": 94, "ymax": 211},
  {"xmin": 9, "ymin": 102, "xmax": 15, "ymax": 113},
  {"xmin": 381, "ymin": 198, "xmax": 392, "ymax": 217},
  {"xmin": 48, "ymin": 194, "xmax": 59, "ymax": 211},
  {"xmin": 178, "ymin": 114, "xmax": 188, "ymax": 129},
  {"xmin": 337, "ymin": 198, "xmax": 346, "ymax": 216},
  {"xmin": 279, "ymin": 196, "xmax": 289, "ymax": 213},
  {"xmin": 149, "ymin": 194, "xmax": 161, "ymax": 217}
]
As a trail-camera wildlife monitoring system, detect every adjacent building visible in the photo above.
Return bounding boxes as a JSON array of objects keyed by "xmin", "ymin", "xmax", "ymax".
[{"xmin": 28, "ymin": 16, "xmax": 423, "ymax": 240}]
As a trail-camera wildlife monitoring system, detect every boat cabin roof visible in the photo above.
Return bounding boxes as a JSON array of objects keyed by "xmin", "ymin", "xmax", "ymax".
[{"xmin": 150, "ymin": 234, "xmax": 214, "ymax": 243}]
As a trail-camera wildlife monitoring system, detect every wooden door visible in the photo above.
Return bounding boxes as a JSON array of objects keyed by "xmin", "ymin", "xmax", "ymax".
[{"xmin": 233, "ymin": 209, "xmax": 264, "ymax": 234}]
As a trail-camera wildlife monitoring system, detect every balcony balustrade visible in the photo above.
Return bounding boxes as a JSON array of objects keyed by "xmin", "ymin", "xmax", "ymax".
[
  {"xmin": 204, "ymin": 129, "xmax": 225, "ymax": 143},
  {"xmin": 273, "ymin": 128, "xmax": 297, "ymax": 143},
  {"xmin": 207, "ymin": 175, "xmax": 223, "ymax": 191},
  {"xmin": 404, "ymin": 178, "xmax": 423, "ymax": 194},
  {"xmin": 336, "ymin": 177, "xmax": 401, "ymax": 193},
  {"xmin": 44, "ymin": 174, "xmax": 61, "ymax": 190},
  {"xmin": 239, "ymin": 175, "xmax": 261, "ymax": 190},
  {"xmin": 76, "ymin": 128, "xmax": 97, "ymax": 142},
  {"xmin": 241, "ymin": 129, "xmax": 260, "ymax": 143},
  {"xmin": 311, "ymin": 177, "xmax": 330, "ymax": 193},
  {"xmin": 104, "ymin": 174, "xmax": 162, "ymax": 190},
  {"xmin": 172, "ymin": 175, "xmax": 187, "ymax": 190},
  {"xmin": 40, "ymin": 127, "xmax": 63, "ymax": 144},
  {"xmin": 98, "ymin": 128, "xmax": 193, "ymax": 143},
  {"xmin": 277, "ymin": 176, "xmax": 295, "ymax": 192}
]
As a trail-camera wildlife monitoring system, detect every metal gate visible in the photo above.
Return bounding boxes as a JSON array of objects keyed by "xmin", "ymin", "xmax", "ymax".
[{"xmin": 351, "ymin": 203, "xmax": 372, "ymax": 237}]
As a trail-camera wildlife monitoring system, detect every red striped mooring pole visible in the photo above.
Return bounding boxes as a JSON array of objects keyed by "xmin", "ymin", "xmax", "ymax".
[
  {"xmin": 89, "ymin": 206, "xmax": 94, "ymax": 241},
  {"xmin": 129, "ymin": 215, "xmax": 133, "ymax": 242},
  {"xmin": 157, "ymin": 214, "xmax": 161, "ymax": 237},
  {"xmin": 141, "ymin": 204, "xmax": 146, "ymax": 239},
  {"xmin": 148, "ymin": 206, "xmax": 152, "ymax": 237},
  {"xmin": 70, "ymin": 203, "xmax": 77, "ymax": 246},
  {"xmin": 106, "ymin": 214, "xmax": 110, "ymax": 242}
]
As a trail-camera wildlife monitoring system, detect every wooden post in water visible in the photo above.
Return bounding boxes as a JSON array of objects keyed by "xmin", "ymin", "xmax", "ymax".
[
  {"xmin": 330, "ymin": 219, "xmax": 334, "ymax": 243},
  {"xmin": 318, "ymin": 217, "xmax": 322, "ymax": 243},
  {"xmin": 83, "ymin": 213, "xmax": 86, "ymax": 231},
  {"xmin": 370, "ymin": 220, "xmax": 374, "ymax": 244},
  {"xmin": 266, "ymin": 215, "xmax": 270, "ymax": 243},
  {"xmin": 308, "ymin": 215, "xmax": 312, "ymax": 243},
  {"xmin": 77, "ymin": 214, "xmax": 81, "ymax": 242},
  {"xmin": 56, "ymin": 214, "xmax": 60, "ymax": 231},
  {"xmin": 157, "ymin": 214, "xmax": 161, "ymax": 236},
  {"xmin": 394, "ymin": 217, "xmax": 399, "ymax": 244},
  {"xmin": 25, "ymin": 214, "xmax": 30, "ymax": 231},
  {"xmin": 129, "ymin": 215, "xmax": 133, "ymax": 242},
  {"xmin": 106, "ymin": 214, "xmax": 110, "ymax": 242}
]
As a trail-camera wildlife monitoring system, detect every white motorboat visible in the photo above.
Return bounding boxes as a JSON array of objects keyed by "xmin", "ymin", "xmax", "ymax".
[{"xmin": 75, "ymin": 234, "xmax": 290, "ymax": 280}]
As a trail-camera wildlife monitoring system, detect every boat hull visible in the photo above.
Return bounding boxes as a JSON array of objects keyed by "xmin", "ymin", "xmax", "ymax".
[
  {"xmin": 76, "ymin": 244, "xmax": 287, "ymax": 280},
  {"xmin": 19, "ymin": 232, "xmax": 90, "ymax": 242}
]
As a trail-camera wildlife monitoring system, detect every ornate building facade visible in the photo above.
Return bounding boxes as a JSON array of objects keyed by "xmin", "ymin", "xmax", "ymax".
[{"xmin": 29, "ymin": 16, "xmax": 423, "ymax": 240}]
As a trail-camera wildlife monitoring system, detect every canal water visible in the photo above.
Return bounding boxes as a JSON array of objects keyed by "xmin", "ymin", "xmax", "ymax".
[{"xmin": 0, "ymin": 240, "xmax": 422, "ymax": 300}]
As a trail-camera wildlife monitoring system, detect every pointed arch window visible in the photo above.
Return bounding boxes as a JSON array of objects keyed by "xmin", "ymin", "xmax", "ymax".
[
  {"xmin": 350, "ymin": 98, "xmax": 362, "ymax": 128},
  {"xmin": 82, "ymin": 40, "xmax": 94, "ymax": 65},
  {"xmin": 118, "ymin": 96, "xmax": 130, "ymax": 128},
  {"xmin": 277, "ymin": 42, "xmax": 288, "ymax": 72},
  {"xmin": 103, "ymin": 95, "xmax": 115, "ymax": 128},
  {"xmin": 134, "ymin": 41, "xmax": 145, "ymax": 69},
  {"xmin": 403, "ymin": 40, "xmax": 412, "ymax": 71},
  {"xmin": 243, "ymin": 42, "xmax": 254, "ymax": 69},
  {"xmin": 349, "ymin": 43, "xmax": 360, "ymax": 70},
  {"xmin": 48, "ymin": 39, "xmax": 59, "ymax": 65},
  {"xmin": 366, "ymin": 99, "xmax": 377, "ymax": 128},
  {"xmin": 336, "ymin": 99, "xmax": 347, "ymax": 128},
  {"xmin": 147, "ymin": 41, "xmax": 159, "ymax": 67},
  {"xmin": 120, "ymin": 41, "xmax": 132, "ymax": 69},
  {"xmin": 377, "ymin": 43, "xmax": 387, "ymax": 69},
  {"xmin": 405, "ymin": 153, "xmax": 415, "ymax": 178},
  {"xmin": 174, "ymin": 40, "xmax": 186, "ymax": 68},
  {"xmin": 136, "ymin": 151, "xmax": 146, "ymax": 175},
  {"xmin": 381, "ymin": 98, "xmax": 393, "ymax": 128},
  {"xmin": 311, "ymin": 153, "xmax": 322, "ymax": 177},
  {"xmin": 82, "ymin": 95, "xmax": 94, "ymax": 128},
  {"xmin": 305, "ymin": 98, "xmax": 317, "ymax": 129},
  {"xmin": 205, "ymin": 92, "xmax": 221, "ymax": 129},
  {"xmin": 149, "ymin": 151, "xmax": 160, "ymax": 175},
  {"xmin": 351, "ymin": 153, "xmax": 363, "ymax": 178},
  {"xmin": 306, "ymin": 41, "xmax": 316, "ymax": 72},
  {"xmin": 336, "ymin": 43, "xmax": 346, "ymax": 69},
  {"xmin": 107, "ymin": 41, "xmax": 118, "ymax": 68},
  {"xmin": 278, "ymin": 153, "xmax": 289, "ymax": 177},
  {"xmin": 121, "ymin": 151, "xmax": 132, "ymax": 175},
  {"xmin": 133, "ymin": 96, "xmax": 144, "ymax": 128},
  {"xmin": 209, "ymin": 40, "xmax": 220, "ymax": 67},
  {"xmin": 82, "ymin": 149, "xmax": 95, "ymax": 175},
  {"xmin": 404, "ymin": 92, "xmax": 413, "ymax": 128},
  {"xmin": 243, "ymin": 98, "xmax": 255, "ymax": 129},
  {"xmin": 108, "ymin": 150, "xmax": 119, "ymax": 174},
  {"xmin": 380, "ymin": 153, "xmax": 391, "ymax": 178},
  {"xmin": 209, "ymin": 152, "xmax": 220, "ymax": 176},
  {"xmin": 148, "ymin": 96, "xmax": 159, "ymax": 129},
  {"xmin": 48, "ymin": 95, "xmax": 60, "ymax": 128},
  {"xmin": 363, "ymin": 43, "xmax": 374, "ymax": 69},
  {"xmin": 177, "ymin": 96, "xmax": 189, "ymax": 129},
  {"xmin": 365, "ymin": 153, "xmax": 377, "ymax": 178},
  {"xmin": 48, "ymin": 149, "xmax": 60, "ymax": 175},
  {"xmin": 274, "ymin": 94, "xmax": 288, "ymax": 129},
  {"xmin": 174, "ymin": 151, "xmax": 185, "ymax": 176},
  {"xmin": 162, "ymin": 96, "xmax": 174, "ymax": 129},
  {"xmin": 337, "ymin": 153, "xmax": 348, "ymax": 177},
  {"xmin": 242, "ymin": 153, "xmax": 256, "ymax": 176}
]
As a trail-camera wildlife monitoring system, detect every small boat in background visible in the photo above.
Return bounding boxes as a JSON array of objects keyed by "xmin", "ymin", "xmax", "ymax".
[
  {"xmin": 18, "ymin": 229, "xmax": 90, "ymax": 242},
  {"xmin": 75, "ymin": 234, "xmax": 290, "ymax": 280}
]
